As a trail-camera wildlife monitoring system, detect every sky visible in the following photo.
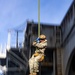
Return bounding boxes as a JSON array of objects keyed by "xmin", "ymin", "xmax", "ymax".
[{"xmin": 0, "ymin": 0, "xmax": 73, "ymax": 48}]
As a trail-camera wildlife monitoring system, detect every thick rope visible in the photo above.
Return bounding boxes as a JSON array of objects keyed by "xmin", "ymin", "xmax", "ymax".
[
  {"xmin": 38, "ymin": 0, "xmax": 40, "ymax": 37},
  {"xmin": 38, "ymin": 1, "xmax": 41, "ymax": 75}
]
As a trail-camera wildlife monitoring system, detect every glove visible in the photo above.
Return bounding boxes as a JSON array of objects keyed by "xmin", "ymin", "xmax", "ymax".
[{"xmin": 36, "ymin": 37, "xmax": 40, "ymax": 43}]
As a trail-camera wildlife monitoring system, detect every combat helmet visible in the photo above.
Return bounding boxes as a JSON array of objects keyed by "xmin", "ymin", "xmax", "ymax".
[{"xmin": 39, "ymin": 34, "xmax": 46, "ymax": 39}]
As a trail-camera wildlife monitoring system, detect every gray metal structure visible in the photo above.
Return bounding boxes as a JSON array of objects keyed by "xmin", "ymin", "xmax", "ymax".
[{"xmin": 3, "ymin": 0, "xmax": 75, "ymax": 75}]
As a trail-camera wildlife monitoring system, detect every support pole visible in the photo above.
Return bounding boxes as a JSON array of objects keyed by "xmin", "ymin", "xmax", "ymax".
[
  {"xmin": 7, "ymin": 30, "xmax": 11, "ymax": 51},
  {"xmin": 16, "ymin": 31, "xmax": 18, "ymax": 48}
]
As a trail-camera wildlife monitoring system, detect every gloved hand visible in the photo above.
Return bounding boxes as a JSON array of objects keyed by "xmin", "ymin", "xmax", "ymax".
[
  {"xmin": 33, "ymin": 37, "xmax": 40, "ymax": 45},
  {"xmin": 36, "ymin": 37, "xmax": 40, "ymax": 43}
]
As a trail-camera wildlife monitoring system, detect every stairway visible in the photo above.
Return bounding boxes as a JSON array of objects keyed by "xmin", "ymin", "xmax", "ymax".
[{"xmin": 7, "ymin": 48, "xmax": 29, "ymax": 75}]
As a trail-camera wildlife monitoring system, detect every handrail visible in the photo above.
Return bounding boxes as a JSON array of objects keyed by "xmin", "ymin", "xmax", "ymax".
[{"xmin": 8, "ymin": 50, "xmax": 26, "ymax": 66}]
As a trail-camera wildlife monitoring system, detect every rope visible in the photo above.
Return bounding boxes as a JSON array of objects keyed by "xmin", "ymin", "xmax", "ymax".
[
  {"xmin": 38, "ymin": 0, "xmax": 40, "ymax": 37},
  {"xmin": 38, "ymin": 0, "xmax": 41, "ymax": 75}
]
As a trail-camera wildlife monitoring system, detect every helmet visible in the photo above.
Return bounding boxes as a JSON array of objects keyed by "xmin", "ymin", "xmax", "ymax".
[{"xmin": 39, "ymin": 34, "xmax": 46, "ymax": 39}]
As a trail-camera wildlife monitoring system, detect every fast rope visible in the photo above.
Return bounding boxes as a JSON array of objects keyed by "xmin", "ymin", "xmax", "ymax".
[
  {"xmin": 38, "ymin": 0, "xmax": 40, "ymax": 37},
  {"xmin": 38, "ymin": 0, "xmax": 41, "ymax": 75}
]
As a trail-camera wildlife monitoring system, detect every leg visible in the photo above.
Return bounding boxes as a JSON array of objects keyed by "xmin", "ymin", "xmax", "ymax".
[
  {"xmin": 34, "ymin": 61, "xmax": 39, "ymax": 73},
  {"xmin": 29, "ymin": 58, "xmax": 34, "ymax": 74},
  {"xmin": 33, "ymin": 55, "xmax": 42, "ymax": 73}
]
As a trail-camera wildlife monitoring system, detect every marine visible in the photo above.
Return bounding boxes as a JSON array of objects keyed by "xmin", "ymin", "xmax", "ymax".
[{"xmin": 29, "ymin": 34, "xmax": 47, "ymax": 75}]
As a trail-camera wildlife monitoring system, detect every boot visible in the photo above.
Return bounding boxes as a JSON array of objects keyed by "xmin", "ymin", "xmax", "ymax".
[
  {"xmin": 29, "ymin": 73, "xmax": 33, "ymax": 75},
  {"xmin": 33, "ymin": 72, "xmax": 37, "ymax": 75},
  {"xmin": 29, "ymin": 73, "xmax": 37, "ymax": 75}
]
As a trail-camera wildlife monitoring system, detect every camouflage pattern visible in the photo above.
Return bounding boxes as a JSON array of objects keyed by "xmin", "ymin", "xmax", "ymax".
[{"xmin": 29, "ymin": 35, "xmax": 47, "ymax": 75}]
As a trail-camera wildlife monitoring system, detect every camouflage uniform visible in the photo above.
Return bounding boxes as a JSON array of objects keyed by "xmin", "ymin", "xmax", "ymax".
[{"xmin": 29, "ymin": 35, "xmax": 47, "ymax": 75}]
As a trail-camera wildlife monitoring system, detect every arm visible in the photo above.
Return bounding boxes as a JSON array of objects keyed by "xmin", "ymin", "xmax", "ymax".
[
  {"xmin": 35, "ymin": 40, "xmax": 47, "ymax": 48},
  {"xmin": 32, "ymin": 37, "xmax": 40, "ymax": 46}
]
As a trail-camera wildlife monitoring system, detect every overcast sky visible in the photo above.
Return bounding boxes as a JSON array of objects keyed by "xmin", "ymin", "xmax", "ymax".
[{"xmin": 0, "ymin": 0, "xmax": 73, "ymax": 48}]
